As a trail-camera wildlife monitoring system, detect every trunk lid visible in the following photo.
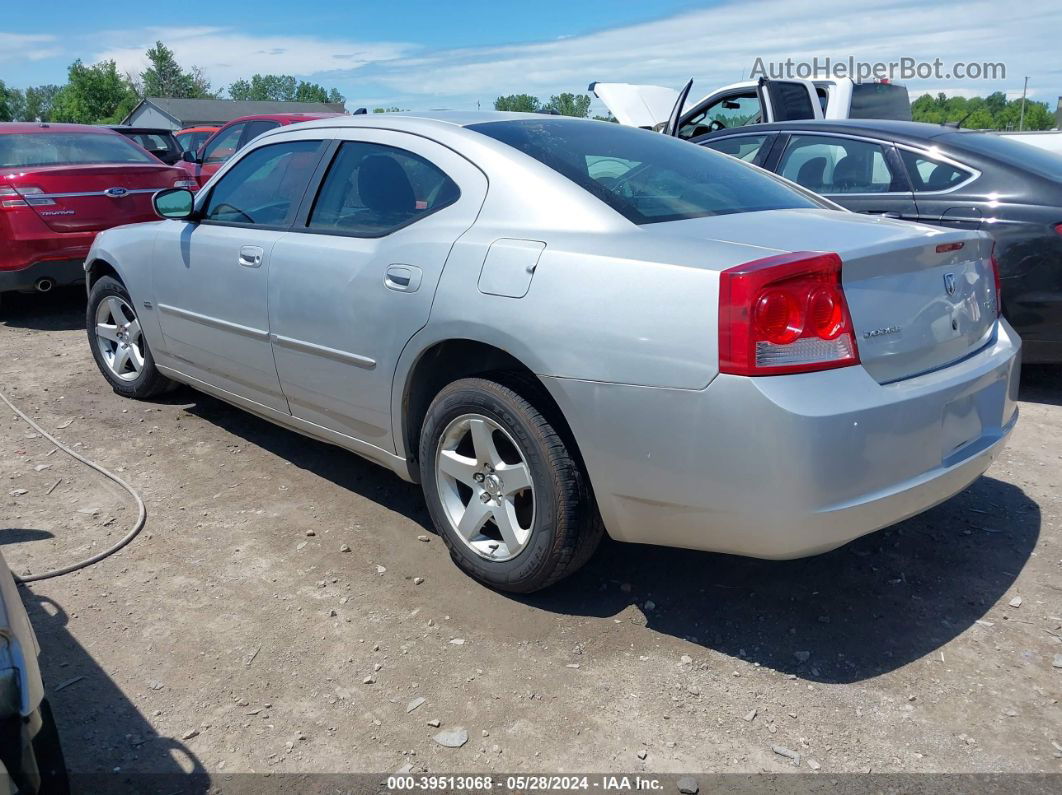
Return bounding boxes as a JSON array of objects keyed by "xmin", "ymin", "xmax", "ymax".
[
  {"xmin": 8, "ymin": 163, "xmax": 181, "ymax": 233},
  {"xmin": 654, "ymin": 208, "xmax": 998, "ymax": 383}
]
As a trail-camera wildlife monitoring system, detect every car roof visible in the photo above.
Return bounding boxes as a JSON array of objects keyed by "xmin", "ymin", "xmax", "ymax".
[
  {"xmin": 285, "ymin": 110, "xmax": 595, "ymax": 132},
  {"xmin": 222, "ymin": 112, "xmax": 348, "ymax": 126},
  {"xmin": 0, "ymin": 122, "xmax": 120, "ymax": 135},
  {"xmin": 703, "ymin": 118, "xmax": 960, "ymax": 144},
  {"xmin": 105, "ymin": 125, "xmax": 176, "ymax": 134}
]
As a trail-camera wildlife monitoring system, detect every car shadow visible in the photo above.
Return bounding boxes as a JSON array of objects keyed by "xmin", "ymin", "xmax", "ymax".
[
  {"xmin": 520, "ymin": 475, "xmax": 1039, "ymax": 684},
  {"xmin": 178, "ymin": 391, "xmax": 433, "ymax": 530},
  {"xmin": 1019, "ymin": 364, "xmax": 1062, "ymax": 407},
  {"xmin": 19, "ymin": 588, "xmax": 210, "ymax": 793},
  {"xmin": 0, "ymin": 286, "xmax": 85, "ymax": 332},
  {"xmin": 0, "ymin": 528, "xmax": 54, "ymax": 546}
]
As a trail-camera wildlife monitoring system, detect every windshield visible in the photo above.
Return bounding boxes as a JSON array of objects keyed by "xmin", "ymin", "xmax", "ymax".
[
  {"xmin": 0, "ymin": 132, "xmax": 157, "ymax": 169},
  {"xmin": 941, "ymin": 131, "xmax": 1062, "ymax": 181},
  {"xmin": 467, "ymin": 119, "xmax": 823, "ymax": 225}
]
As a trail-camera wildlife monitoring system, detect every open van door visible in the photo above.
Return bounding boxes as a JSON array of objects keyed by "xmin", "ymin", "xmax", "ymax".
[{"xmin": 663, "ymin": 79, "xmax": 695, "ymax": 137}]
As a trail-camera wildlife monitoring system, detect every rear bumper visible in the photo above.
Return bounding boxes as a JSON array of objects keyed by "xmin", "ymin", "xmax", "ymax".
[
  {"xmin": 544, "ymin": 320, "xmax": 1021, "ymax": 558},
  {"xmin": 0, "ymin": 259, "xmax": 85, "ymax": 293}
]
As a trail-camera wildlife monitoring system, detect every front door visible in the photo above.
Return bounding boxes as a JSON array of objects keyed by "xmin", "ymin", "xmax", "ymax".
[
  {"xmin": 152, "ymin": 138, "xmax": 325, "ymax": 412},
  {"xmin": 267, "ymin": 131, "xmax": 488, "ymax": 450}
]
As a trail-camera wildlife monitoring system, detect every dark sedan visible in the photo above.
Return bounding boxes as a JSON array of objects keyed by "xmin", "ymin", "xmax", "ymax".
[
  {"xmin": 697, "ymin": 120, "xmax": 1062, "ymax": 362},
  {"xmin": 105, "ymin": 125, "xmax": 184, "ymax": 165}
]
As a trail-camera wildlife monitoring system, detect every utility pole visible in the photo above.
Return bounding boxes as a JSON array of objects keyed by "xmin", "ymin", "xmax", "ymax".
[{"xmin": 1019, "ymin": 76, "xmax": 1029, "ymax": 131}]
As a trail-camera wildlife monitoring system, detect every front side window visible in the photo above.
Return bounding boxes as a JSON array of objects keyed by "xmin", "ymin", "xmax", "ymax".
[
  {"xmin": 898, "ymin": 149, "xmax": 971, "ymax": 192},
  {"xmin": 679, "ymin": 93, "xmax": 761, "ymax": 139},
  {"xmin": 307, "ymin": 141, "xmax": 460, "ymax": 236},
  {"xmin": 778, "ymin": 135, "xmax": 902, "ymax": 194},
  {"xmin": 203, "ymin": 123, "xmax": 245, "ymax": 164},
  {"xmin": 702, "ymin": 134, "xmax": 771, "ymax": 163},
  {"xmin": 469, "ymin": 119, "xmax": 822, "ymax": 225},
  {"xmin": 203, "ymin": 140, "xmax": 322, "ymax": 227},
  {"xmin": 241, "ymin": 120, "xmax": 281, "ymax": 148},
  {"xmin": 0, "ymin": 132, "xmax": 155, "ymax": 168}
]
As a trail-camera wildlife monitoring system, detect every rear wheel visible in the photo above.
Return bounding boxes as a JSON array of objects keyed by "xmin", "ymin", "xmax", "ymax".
[
  {"xmin": 419, "ymin": 377, "xmax": 602, "ymax": 593},
  {"xmin": 87, "ymin": 276, "xmax": 173, "ymax": 399}
]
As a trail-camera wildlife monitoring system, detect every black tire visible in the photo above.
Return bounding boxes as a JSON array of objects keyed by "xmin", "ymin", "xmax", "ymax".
[
  {"xmin": 419, "ymin": 376, "xmax": 603, "ymax": 593},
  {"xmin": 86, "ymin": 276, "xmax": 174, "ymax": 399}
]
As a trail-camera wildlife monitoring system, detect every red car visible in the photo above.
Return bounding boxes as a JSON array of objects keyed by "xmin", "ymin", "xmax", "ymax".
[
  {"xmin": 179, "ymin": 112, "xmax": 345, "ymax": 187},
  {"xmin": 0, "ymin": 123, "xmax": 194, "ymax": 298},
  {"xmin": 174, "ymin": 125, "xmax": 219, "ymax": 156}
]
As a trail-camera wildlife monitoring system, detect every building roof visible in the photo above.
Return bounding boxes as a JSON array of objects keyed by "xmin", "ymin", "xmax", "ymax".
[{"xmin": 124, "ymin": 97, "xmax": 347, "ymax": 126}]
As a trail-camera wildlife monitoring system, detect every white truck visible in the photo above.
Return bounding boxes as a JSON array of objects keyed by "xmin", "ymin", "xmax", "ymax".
[{"xmin": 590, "ymin": 77, "xmax": 913, "ymax": 138}]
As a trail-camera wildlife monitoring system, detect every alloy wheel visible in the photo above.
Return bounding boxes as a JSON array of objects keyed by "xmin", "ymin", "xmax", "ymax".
[
  {"xmin": 434, "ymin": 413, "xmax": 536, "ymax": 561},
  {"xmin": 94, "ymin": 296, "xmax": 145, "ymax": 382}
]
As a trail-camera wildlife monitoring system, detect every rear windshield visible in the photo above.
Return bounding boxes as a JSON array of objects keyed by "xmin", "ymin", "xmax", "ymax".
[
  {"xmin": 941, "ymin": 131, "xmax": 1062, "ymax": 181},
  {"xmin": 0, "ymin": 132, "xmax": 156, "ymax": 169},
  {"xmin": 468, "ymin": 119, "xmax": 821, "ymax": 224},
  {"xmin": 849, "ymin": 83, "xmax": 912, "ymax": 121}
]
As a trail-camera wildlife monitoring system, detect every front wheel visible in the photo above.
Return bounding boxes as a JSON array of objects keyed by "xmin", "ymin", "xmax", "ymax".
[
  {"xmin": 419, "ymin": 377, "xmax": 602, "ymax": 593},
  {"xmin": 87, "ymin": 276, "xmax": 173, "ymax": 399}
]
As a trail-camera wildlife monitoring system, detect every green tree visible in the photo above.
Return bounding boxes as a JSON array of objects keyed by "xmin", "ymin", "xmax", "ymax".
[
  {"xmin": 372, "ymin": 106, "xmax": 405, "ymax": 113},
  {"xmin": 0, "ymin": 81, "xmax": 24, "ymax": 122},
  {"xmin": 228, "ymin": 74, "xmax": 343, "ymax": 103},
  {"xmin": 140, "ymin": 41, "xmax": 212, "ymax": 98},
  {"xmin": 910, "ymin": 91, "xmax": 1056, "ymax": 131},
  {"xmin": 545, "ymin": 92, "xmax": 591, "ymax": 118},
  {"xmin": 22, "ymin": 85, "xmax": 61, "ymax": 121},
  {"xmin": 51, "ymin": 60, "xmax": 138, "ymax": 124},
  {"xmin": 494, "ymin": 94, "xmax": 540, "ymax": 112}
]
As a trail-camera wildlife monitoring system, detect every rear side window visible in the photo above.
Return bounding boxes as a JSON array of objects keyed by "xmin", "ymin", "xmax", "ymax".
[
  {"xmin": 778, "ymin": 134, "xmax": 903, "ymax": 194},
  {"xmin": 203, "ymin": 140, "xmax": 322, "ymax": 227},
  {"xmin": 702, "ymin": 134, "xmax": 771, "ymax": 164},
  {"xmin": 241, "ymin": 120, "xmax": 281, "ymax": 147},
  {"xmin": 307, "ymin": 141, "xmax": 460, "ymax": 236},
  {"xmin": 898, "ymin": 149, "xmax": 971, "ymax": 191},
  {"xmin": 0, "ymin": 132, "xmax": 155, "ymax": 168},
  {"xmin": 469, "ymin": 119, "xmax": 821, "ymax": 225},
  {"xmin": 849, "ymin": 83, "xmax": 913, "ymax": 121}
]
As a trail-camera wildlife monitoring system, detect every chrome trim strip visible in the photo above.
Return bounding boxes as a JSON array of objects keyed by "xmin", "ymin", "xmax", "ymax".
[
  {"xmin": 157, "ymin": 303, "xmax": 270, "ymax": 341},
  {"xmin": 269, "ymin": 334, "xmax": 376, "ymax": 370},
  {"xmin": 29, "ymin": 188, "xmax": 167, "ymax": 200}
]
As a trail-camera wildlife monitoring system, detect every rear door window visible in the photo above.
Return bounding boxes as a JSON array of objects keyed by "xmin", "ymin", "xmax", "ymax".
[
  {"xmin": 898, "ymin": 149, "xmax": 972, "ymax": 191},
  {"xmin": 307, "ymin": 141, "xmax": 460, "ymax": 236},
  {"xmin": 203, "ymin": 140, "xmax": 323, "ymax": 227},
  {"xmin": 240, "ymin": 120, "xmax": 281, "ymax": 148},
  {"xmin": 778, "ymin": 134, "xmax": 902, "ymax": 194}
]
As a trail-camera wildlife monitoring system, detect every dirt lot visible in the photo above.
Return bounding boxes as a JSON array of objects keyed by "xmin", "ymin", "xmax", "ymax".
[{"xmin": 1, "ymin": 288, "xmax": 1060, "ymax": 781}]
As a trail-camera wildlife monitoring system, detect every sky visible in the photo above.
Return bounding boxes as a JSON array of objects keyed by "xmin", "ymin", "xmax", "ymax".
[{"xmin": 2, "ymin": 0, "xmax": 1060, "ymax": 114}]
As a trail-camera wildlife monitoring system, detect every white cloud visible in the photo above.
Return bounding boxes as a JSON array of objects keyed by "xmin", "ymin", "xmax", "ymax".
[
  {"xmin": 90, "ymin": 27, "xmax": 410, "ymax": 89},
  {"xmin": 0, "ymin": 33, "xmax": 61, "ymax": 63}
]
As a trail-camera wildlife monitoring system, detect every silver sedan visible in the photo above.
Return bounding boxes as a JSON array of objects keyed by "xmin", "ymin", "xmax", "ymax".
[{"xmin": 83, "ymin": 112, "xmax": 1020, "ymax": 592}]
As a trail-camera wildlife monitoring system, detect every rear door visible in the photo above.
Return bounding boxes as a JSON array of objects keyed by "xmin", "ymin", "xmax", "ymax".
[
  {"xmin": 151, "ymin": 138, "xmax": 326, "ymax": 412},
  {"xmin": 757, "ymin": 79, "xmax": 822, "ymax": 122},
  {"xmin": 267, "ymin": 130, "xmax": 488, "ymax": 449},
  {"xmin": 895, "ymin": 145, "xmax": 980, "ymax": 227},
  {"xmin": 697, "ymin": 133, "xmax": 776, "ymax": 167},
  {"xmin": 774, "ymin": 132, "xmax": 916, "ymax": 218}
]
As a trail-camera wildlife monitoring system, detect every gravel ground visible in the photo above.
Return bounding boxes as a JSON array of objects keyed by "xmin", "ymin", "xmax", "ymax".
[{"xmin": 1, "ymin": 287, "xmax": 1060, "ymax": 780}]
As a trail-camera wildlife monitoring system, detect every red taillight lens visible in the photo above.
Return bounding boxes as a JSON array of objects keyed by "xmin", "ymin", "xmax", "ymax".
[
  {"xmin": 0, "ymin": 185, "xmax": 53, "ymax": 209},
  {"xmin": 989, "ymin": 243, "xmax": 1002, "ymax": 317},
  {"xmin": 718, "ymin": 251, "xmax": 860, "ymax": 376}
]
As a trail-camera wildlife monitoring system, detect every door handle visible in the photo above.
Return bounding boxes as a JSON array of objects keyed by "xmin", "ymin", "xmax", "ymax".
[
  {"xmin": 239, "ymin": 245, "xmax": 264, "ymax": 268},
  {"xmin": 384, "ymin": 264, "xmax": 422, "ymax": 292}
]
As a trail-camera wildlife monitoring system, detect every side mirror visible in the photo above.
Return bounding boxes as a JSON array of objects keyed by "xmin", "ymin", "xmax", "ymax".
[
  {"xmin": 153, "ymin": 188, "xmax": 195, "ymax": 220},
  {"xmin": 181, "ymin": 150, "xmax": 200, "ymax": 164}
]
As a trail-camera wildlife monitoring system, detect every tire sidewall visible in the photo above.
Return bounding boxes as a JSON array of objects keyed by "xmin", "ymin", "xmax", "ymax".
[
  {"xmin": 420, "ymin": 381, "xmax": 568, "ymax": 590},
  {"xmin": 86, "ymin": 276, "xmax": 160, "ymax": 398}
]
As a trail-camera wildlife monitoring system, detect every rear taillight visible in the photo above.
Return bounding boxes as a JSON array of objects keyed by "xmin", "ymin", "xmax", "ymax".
[
  {"xmin": 0, "ymin": 185, "xmax": 53, "ymax": 209},
  {"xmin": 172, "ymin": 179, "xmax": 197, "ymax": 189},
  {"xmin": 989, "ymin": 243, "xmax": 1002, "ymax": 317},
  {"xmin": 1055, "ymin": 223, "xmax": 1062, "ymax": 237},
  {"xmin": 718, "ymin": 251, "xmax": 860, "ymax": 376}
]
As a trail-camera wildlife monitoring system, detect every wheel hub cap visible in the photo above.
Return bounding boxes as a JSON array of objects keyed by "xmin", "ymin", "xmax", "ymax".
[{"xmin": 94, "ymin": 297, "xmax": 145, "ymax": 382}]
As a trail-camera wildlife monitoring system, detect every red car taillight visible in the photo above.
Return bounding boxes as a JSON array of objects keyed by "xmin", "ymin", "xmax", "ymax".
[
  {"xmin": 989, "ymin": 242, "xmax": 1002, "ymax": 317},
  {"xmin": 718, "ymin": 251, "xmax": 860, "ymax": 376},
  {"xmin": 0, "ymin": 185, "xmax": 54, "ymax": 209}
]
